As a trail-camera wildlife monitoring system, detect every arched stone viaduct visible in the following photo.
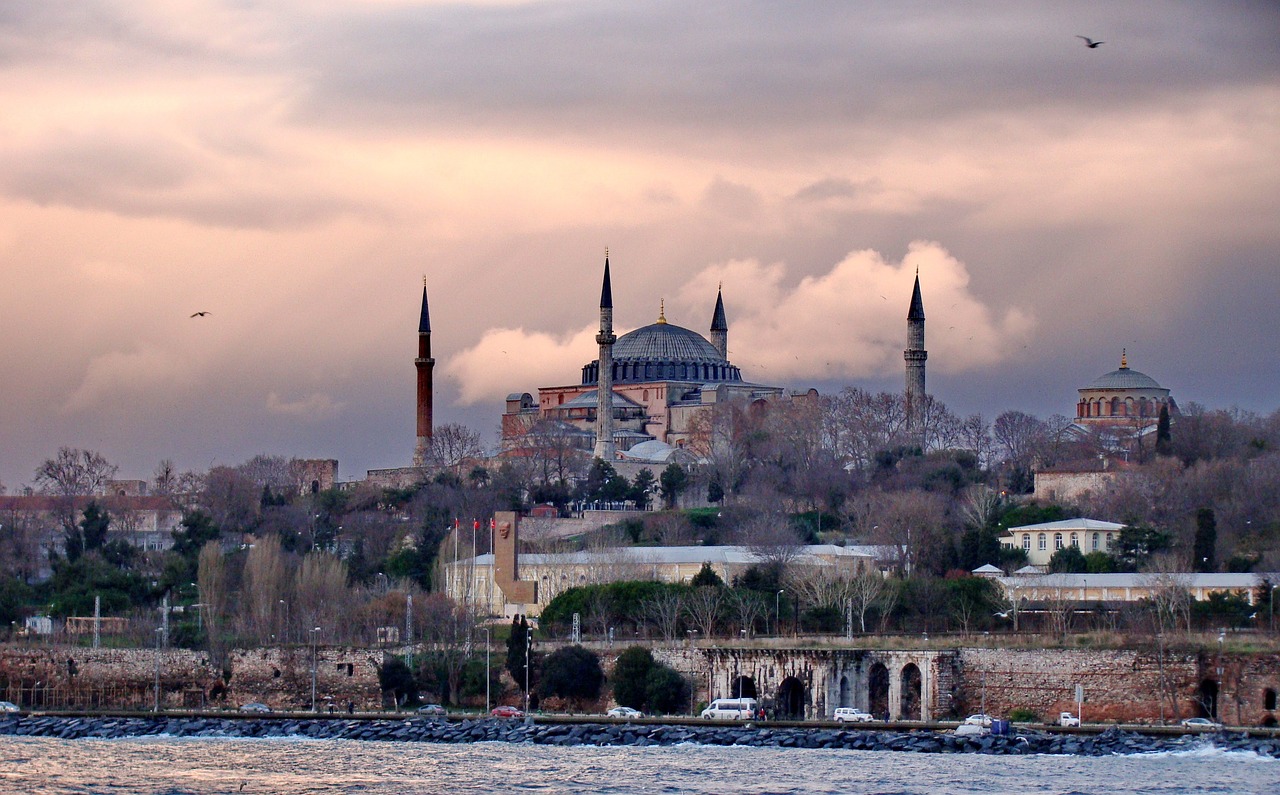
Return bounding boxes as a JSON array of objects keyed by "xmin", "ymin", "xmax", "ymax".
[{"xmin": 666, "ymin": 648, "xmax": 962, "ymax": 722}]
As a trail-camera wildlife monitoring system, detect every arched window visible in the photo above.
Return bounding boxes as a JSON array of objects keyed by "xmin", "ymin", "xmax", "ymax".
[
  {"xmin": 1022, "ymin": 534, "xmax": 1031, "ymax": 551},
  {"xmin": 1092, "ymin": 532, "xmax": 1100, "ymax": 551},
  {"xmin": 1038, "ymin": 533, "xmax": 1047, "ymax": 551},
  {"xmin": 1110, "ymin": 397, "xmax": 1121, "ymax": 415},
  {"xmin": 1070, "ymin": 532, "xmax": 1079, "ymax": 547},
  {"xmin": 1054, "ymin": 533, "xmax": 1064, "ymax": 550}
]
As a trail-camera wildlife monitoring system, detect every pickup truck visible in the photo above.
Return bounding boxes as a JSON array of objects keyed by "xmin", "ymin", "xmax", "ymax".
[{"xmin": 1059, "ymin": 712, "xmax": 1081, "ymax": 727}]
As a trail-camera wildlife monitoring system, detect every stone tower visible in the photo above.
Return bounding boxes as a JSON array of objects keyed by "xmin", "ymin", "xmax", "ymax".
[
  {"xmin": 413, "ymin": 280, "xmax": 435, "ymax": 467},
  {"xmin": 904, "ymin": 270, "xmax": 927, "ymax": 441},
  {"xmin": 710, "ymin": 284, "xmax": 728, "ymax": 359},
  {"xmin": 592, "ymin": 254, "xmax": 617, "ymax": 461}
]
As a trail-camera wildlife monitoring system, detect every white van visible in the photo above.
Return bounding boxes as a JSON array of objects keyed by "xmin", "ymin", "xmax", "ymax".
[{"xmin": 700, "ymin": 698, "xmax": 758, "ymax": 720}]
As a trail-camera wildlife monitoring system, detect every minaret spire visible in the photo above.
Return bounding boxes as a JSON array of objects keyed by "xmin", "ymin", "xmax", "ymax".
[
  {"xmin": 904, "ymin": 270, "xmax": 927, "ymax": 443},
  {"xmin": 710, "ymin": 283, "xmax": 728, "ymax": 359},
  {"xmin": 413, "ymin": 279, "xmax": 435, "ymax": 466},
  {"xmin": 593, "ymin": 253, "xmax": 617, "ymax": 461}
]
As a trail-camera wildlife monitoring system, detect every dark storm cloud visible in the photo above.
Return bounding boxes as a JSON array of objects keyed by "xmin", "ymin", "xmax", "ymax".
[{"xmin": 291, "ymin": 1, "xmax": 1280, "ymax": 140}]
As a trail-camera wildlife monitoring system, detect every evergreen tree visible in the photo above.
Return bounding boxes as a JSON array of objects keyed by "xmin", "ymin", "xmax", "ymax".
[
  {"xmin": 690, "ymin": 562, "xmax": 725, "ymax": 588},
  {"xmin": 628, "ymin": 468, "xmax": 655, "ymax": 510},
  {"xmin": 659, "ymin": 464, "xmax": 688, "ymax": 509},
  {"xmin": 1193, "ymin": 507, "xmax": 1217, "ymax": 572},
  {"xmin": 506, "ymin": 615, "xmax": 531, "ymax": 690},
  {"xmin": 612, "ymin": 646, "xmax": 655, "ymax": 709},
  {"xmin": 1155, "ymin": 405, "xmax": 1172, "ymax": 456},
  {"xmin": 79, "ymin": 501, "xmax": 111, "ymax": 552},
  {"xmin": 536, "ymin": 645, "xmax": 604, "ymax": 705}
]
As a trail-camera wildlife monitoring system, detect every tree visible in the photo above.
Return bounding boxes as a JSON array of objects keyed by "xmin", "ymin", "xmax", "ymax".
[
  {"xmin": 628, "ymin": 468, "xmax": 655, "ymax": 510},
  {"xmin": 682, "ymin": 586, "xmax": 724, "ymax": 638},
  {"xmin": 644, "ymin": 664, "xmax": 691, "ymax": 716},
  {"xmin": 1114, "ymin": 525, "xmax": 1172, "ymax": 571},
  {"xmin": 690, "ymin": 563, "xmax": 724, "ymax": 588},
  {"xmin": 425, "ymin": 423, "xmax": 485, "ymax": 476},
  {"xmin": 79, "ymin": 501, "xmax": 111, "ymax": 552},
  {"xmin": 1155, "ymin": 405, "xmax": 1173, "ymax": 457},
  {"xmin": 537, "ymin": 645, "xmax": 604, "ymax": 707},
  {"xmin": 640, "ymin": 590, "xmax": 685, "ymax": 643},
  {"xmin": 34, "ymin": 447, "xmax": 118, "ymax": 497},
  {"xmin": 506, "ymin": 615, "xmax": 532, "ymax": 689},
  {"xmin": 847, "ymin": 571, "xmax": 886, "ymax": 633},
  {"xmin": 1193, "ymin": 508, "xmax": 1217, "ymax": 572},
  {"xmin": 1048, "ymin": 545, "xmax": 1088, "ymax": 573},
  {"xmin": 379, "ymin": 656, "xmax": 418, "ymax": 707},
  {"xmin": 659, "ymin": 464, "xmax": 689, "ymax": 509},
  {"xmin": 241, "ymin": 536, "xmax": 289, "ymax": 644},
  {"xmin": 197, "ymin": 541, "xmax": 228, "ymax": 661}
]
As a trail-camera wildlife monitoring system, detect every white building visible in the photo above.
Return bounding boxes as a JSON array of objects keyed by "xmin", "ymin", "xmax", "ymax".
[{"xmin": 1000, "ymin": 518, "xmax": 1125, "ymax": 567}]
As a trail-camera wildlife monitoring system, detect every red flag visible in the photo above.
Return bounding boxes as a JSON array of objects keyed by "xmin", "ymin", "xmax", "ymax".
[
  {"xmin": 490, "ymin": 517, "xmax": 496, "ymax": 530},
  {"xmin": 473, "ymin": 519, "xmax": 480, "ymax": 531},
  {"xmin": 454, "ymin": 518, "xmax": 460, "ymax": 530}
]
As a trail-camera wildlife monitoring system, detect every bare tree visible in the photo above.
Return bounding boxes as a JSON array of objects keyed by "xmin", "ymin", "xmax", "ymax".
[
  {"xmin": 682, "ymin": 586, "xmax": 724, "ymax": 638},
  {"xmin": 34, "ymin": 447, "xmax": 118, "ymax": 497},
  {"xmin": 1143, "ymin": 569, "xmax": 1193, "ymax": 636},
  {"xmin": 728, "ymin": 589, "xmax": 768, "ymax": 637},
  {"xmin": 736, "ymin": 511, "xmax": 804, "ymax": 574},
  {"xmin": 240, "ymin": 536, "xmax": 290, "ymax": 644},
  {"xmin": 425, "ymin": 423, "xmax": 485, "ymax": 477},
  {"xmin": 152, "ymin": 459, "xmax": 178, "ymax": 496},
  {"xmin": 200, "ymin": 466, "xmax": 261, "ymax": 532},
  {"xmin": 294, "ymin": 552, "xmax": 349, "ymax": 643},
  {"xmin": 829, "ymin": 387, "xmax": 908, "ymax": 472},
  {"xmin": 641, "ymin": 591, "xmax": 684, "ymax": 644},
  {"xmin": 197, "ymin": 541, "xmax": 229, "ymax": 662},
  {"xmin": 847, "ymin": 571, "xmax": 887, "ymax": 633}
]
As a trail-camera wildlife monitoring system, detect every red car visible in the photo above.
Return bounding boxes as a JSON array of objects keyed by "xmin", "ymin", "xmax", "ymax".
[{"xmin": 491, "ymin": 705, "xmax": 525, "ymax": 718}]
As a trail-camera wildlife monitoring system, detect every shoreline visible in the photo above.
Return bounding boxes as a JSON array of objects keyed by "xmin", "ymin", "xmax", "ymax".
[{"xmin": 3, "ymin": 715, "xmax": 1279, "ymax": 758}]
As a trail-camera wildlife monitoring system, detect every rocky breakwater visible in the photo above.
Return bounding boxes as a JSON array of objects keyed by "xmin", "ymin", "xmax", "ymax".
[{"xmin": 1, "ymin": 716, "xmax": 1278, "ymax": 758}]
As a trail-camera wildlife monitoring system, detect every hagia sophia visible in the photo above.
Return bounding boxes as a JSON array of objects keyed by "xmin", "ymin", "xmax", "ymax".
[{"xmin": 388, "ymin": 253, "xmax": 1176, "ymax": 481}]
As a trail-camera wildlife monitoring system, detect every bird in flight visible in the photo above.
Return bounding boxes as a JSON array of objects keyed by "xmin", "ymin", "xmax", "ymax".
[
  {"xmin": 1076, "ymin": 35, "xmax": 1104, "ymax": 48},
  {"xmin": 190, "ymin": 311, "xmax": 211, "ymax": 317}
]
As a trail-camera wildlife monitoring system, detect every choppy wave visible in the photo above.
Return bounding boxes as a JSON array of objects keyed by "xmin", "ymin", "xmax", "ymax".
[{"xmin": 2, "ymin": 736, "xmax": 1277, "ymax": 795}]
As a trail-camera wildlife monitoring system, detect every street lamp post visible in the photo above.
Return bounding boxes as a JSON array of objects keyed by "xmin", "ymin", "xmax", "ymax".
[
  {"xmin": 153, "ymin": 627, "xmax": 162, "ymax": 712},
  {"xmin": 523, "ymin": 629, "xmax": 532, "ymax": 716},
  {"xmin": 1270, "ymin": 584, "xmax": 1279, "ymax": 634},
  {"xmin": 776, "ymin": 590, "xmax": 784, "ymax": 636},
  {"xmin": 478, "ymin": 626, "xmax": 491, "ymax": 713},
  {"xmin": 310, "ymin": 627, "xmax": 321, "ymax": 713}
]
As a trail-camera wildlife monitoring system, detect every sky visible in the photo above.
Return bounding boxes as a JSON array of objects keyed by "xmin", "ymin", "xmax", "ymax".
[{"xmin": 1, "ymin": 1, "xmax": 1278, "ymax": 489}]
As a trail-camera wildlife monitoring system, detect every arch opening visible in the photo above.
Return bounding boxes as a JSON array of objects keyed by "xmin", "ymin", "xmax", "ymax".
[
  {"xmin": 776, "ymin": 676, "xmax": 806, "ymax": 721},
  {"xmin": 900, "ymin": 663, "xmax": 922, "ymax": 721},
  {"xmin": 868, "ymin": 663, "xmax": 889, "ymax": 720}
]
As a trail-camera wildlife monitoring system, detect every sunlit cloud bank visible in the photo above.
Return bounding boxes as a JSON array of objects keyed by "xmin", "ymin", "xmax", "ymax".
[{"xmin": 444, "ymin": 242, "xmax": 1033, "ymax": 404}]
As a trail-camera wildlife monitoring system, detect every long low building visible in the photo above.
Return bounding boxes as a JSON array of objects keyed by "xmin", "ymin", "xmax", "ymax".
[
  {"xmin": 444, "ymin": 544, "xmax": 877, "ymax": 617},
  {"xmin": 992, "ymin": 571, "xmax": 1275, "ymax": 605}
]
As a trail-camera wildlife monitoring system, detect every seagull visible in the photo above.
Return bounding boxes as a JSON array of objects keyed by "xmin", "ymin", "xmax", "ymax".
[
  {"xmin": 190, "ymin": 311, "xmax": 211, "ymax": 317},
  {"xmin": 1076, "ymin": 35, "xmax": 1104, "ymax": 48},
  {"xmin": 994, "ymin": 611, "xmax": 1010, "ymax": 618}
]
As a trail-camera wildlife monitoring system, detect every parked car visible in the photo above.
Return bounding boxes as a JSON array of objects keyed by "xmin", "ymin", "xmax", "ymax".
[
  {"xmin": 0, "ymin": 701, "xmax": 20, "ymax": 713},
  {"xmin": 964, "ymin": 714, "xmax": 994, "ymax": 727},
  {"xmin": 1180, "ymin": 717, "xmax": 1222, "ymax": 729},
  {"xmin": 240, "ymin": 702, "xmax": 272, "ymax": 713},
  {"xmin": 607, "ymin": 706, "xmax": 643, "ymax": 719},
  {"xmin": 833, "ymin": 708, "xmax": 874, "ymax": 723},
  {"xmin": 491, "ymin": 705, "xmax": 525, "ymax": 718},
  {"xmin": 417, "ymin": 704, "xmax": 447, "ymax": 717},
  {"xmin": 1058, "ymin": 712, "xmax": 1081, "ymax": 727}
]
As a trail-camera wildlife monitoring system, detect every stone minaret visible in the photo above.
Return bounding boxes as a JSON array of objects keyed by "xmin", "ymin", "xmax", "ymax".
[
  {"xmin": 710, "ymin": 284, "xmax": 728, "ymax": 359},
  {"xmin": 593, "ymin": 253, "xmax": 617, "ymax": 461},
  {"xmin": 413, "ymin": 279, "xmax": 435, "ymax": 467},
  {"xmin": 904, "ymin": 270, "xmax": 927, "ymax": 441}
]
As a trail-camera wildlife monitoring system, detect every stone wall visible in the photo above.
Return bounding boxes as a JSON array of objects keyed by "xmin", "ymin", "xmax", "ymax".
[
  {"xmin": 0, "ymin": 645, "xmax": 384, "ymax": 712},
  {"xmin": 957, "ymin": 647, "xmax": 1280, "ymax": 726}
]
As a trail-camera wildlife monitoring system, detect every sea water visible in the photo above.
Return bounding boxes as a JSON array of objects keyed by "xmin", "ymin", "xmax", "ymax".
[{"xmin": 0, "ymin": 735, "xmax": 1275, "ymax": 795}]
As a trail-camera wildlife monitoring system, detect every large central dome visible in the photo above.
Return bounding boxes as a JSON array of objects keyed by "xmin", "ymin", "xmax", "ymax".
[
  {"xmin": 581, "ymin": 320, "xmax": 743, "ymax": 385},
  {"xmin": 614, "ymin": 322, "xmax": 724, "ymax": 363}
]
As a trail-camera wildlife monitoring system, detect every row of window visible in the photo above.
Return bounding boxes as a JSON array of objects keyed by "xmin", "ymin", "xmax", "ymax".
[{"xmin": 1021, "ymin": 531, "xmax": 1110, "ymax": 552}]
